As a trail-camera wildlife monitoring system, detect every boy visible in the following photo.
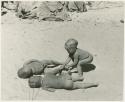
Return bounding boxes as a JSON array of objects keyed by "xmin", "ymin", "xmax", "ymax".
[
  {"xmin": 28, "ymin": 66, "xmax": 98, "ymax": 91},
  {"xmin": 63, "ymin": 38, "xmax": 93, "ymax": 80},
  {"xmin": 17, "ymin": 59, "xmax": 63, "ymax": 79}
]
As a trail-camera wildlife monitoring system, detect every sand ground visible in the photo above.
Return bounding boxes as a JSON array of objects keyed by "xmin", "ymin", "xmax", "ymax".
[{"xmin": 1, "ymin": 6, "xmax": 124, "ymax": 100}]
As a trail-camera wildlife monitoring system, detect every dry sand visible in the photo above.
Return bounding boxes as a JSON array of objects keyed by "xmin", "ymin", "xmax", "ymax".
[{"xmin": 1, "ymin": 6, "xmax": 124, "ymax": 101}]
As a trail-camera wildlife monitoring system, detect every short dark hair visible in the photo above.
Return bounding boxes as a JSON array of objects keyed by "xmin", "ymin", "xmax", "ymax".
[
  {"xmin": 65, "ymin": 38, "xmax": 78, "ymax": 49},
  {"xmin": 28, "ymin": 76, "xmax": 42, "ymax": 88},
  {"xmin": 17, "ymin": 67, "xmax": 33, "ymax": 79}
]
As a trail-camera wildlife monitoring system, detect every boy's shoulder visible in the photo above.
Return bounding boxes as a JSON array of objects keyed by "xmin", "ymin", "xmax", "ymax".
[
  {"xmin": 77, "ymin": 48, "xmax": 84, "ymax": 51},
  {"xmin": 76, "ymin": 48, "xmax": 89, "ymax": 54},
  {"xmin": 76, "ymin": 48, "xmax": 84, "ymax": 52}
]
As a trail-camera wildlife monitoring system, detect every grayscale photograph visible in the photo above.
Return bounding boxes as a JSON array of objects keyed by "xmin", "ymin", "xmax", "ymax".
[{"xmin": 1, "ymin": 0, "xmax": 124, "ymax": 101}]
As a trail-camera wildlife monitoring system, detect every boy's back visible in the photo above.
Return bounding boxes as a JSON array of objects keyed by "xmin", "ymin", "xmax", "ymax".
[
  {"xmin": 26, "ymin": 61, "xmax": 43, "ymax": 75},
  {"xmin": 70, "ymin": 48, "xmax": 90, "ymax": 61}
]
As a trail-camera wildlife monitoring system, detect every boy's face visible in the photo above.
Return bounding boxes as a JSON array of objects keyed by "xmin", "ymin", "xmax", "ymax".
[{"xmin": 66, "ymin": 46, "xmax": 76, "ymax": 54}]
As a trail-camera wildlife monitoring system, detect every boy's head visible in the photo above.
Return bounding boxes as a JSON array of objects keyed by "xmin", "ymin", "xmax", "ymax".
[
  {"xmin": 28, "ymin": 76, "xmax": 42, "ymax": 88},
  {"xmin": 65, "ymin": 38, "xmax": 78, "ymax": 54},
  {"xmin": 17, "ymin": 67, "xmax": 33, "ymax": 79}
]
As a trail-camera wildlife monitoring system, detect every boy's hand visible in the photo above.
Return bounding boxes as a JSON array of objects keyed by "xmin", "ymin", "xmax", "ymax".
[
  {"xmin": 59, "ymin": 65, "xmax": 65, "ymax": 70},
  {"xmin": 67, "ymin": 69, "xmax": 72, "ymax": 75},
  {"xmin": 65, "ymin": 65, "xmax": 72, "ymax": 70},
  {"xmin": 41, "ymin": 64, "xmax": 47, "ymax": 68},
  {"xmin": 42, "ymin": 87, "xmax": 56, "ymax": 92}
]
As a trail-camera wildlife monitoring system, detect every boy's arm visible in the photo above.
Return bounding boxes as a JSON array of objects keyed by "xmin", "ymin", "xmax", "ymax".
[
  {"xmin": 56, "ymin": 56, "xmax": 71, "ymax": 70},
  {"xmin": 68, "ymin": 54, "xmax": 79, "ymax": 68},
  {"xmin": 46, "ymin": 65, "xmax": 58, "ymax": 68},
  {"xmin": 42, "ymin": 87, "xmax": 56, "ymax": 92},
  {"xmin": 47, "ymin": 56, "xmax": 71, "ymax": 69},
  {"xmin": 64, "ymin": 56, "xmax": 72, "ymax": 65}
]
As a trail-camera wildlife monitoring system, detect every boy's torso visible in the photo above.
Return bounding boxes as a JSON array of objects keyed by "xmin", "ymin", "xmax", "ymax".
[
  {"xmin": 70, "ymin": 48, "xmax": 90, "ymax": 61},
  {"xmin": 42, "ymin": 74, "xmax": 73, "ymax": 89}
]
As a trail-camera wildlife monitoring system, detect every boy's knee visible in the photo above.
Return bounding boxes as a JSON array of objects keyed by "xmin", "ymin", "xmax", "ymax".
[
  {"xmin": 89, "ymin": 55, "xmax": 93, "ymax": 63},
  {"xmin": 78, "ymin": 61, "xmax": 85, "ymax": 66}
]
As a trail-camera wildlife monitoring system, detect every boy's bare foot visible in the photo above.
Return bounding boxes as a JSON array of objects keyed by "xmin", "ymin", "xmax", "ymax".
[
  {"xmin": 93, "ymin": 82, "xmax": 99, "ymax": 87},
  {"xmin": 83, "ymin": 82, "xmax": 99, "ymax": 89}
]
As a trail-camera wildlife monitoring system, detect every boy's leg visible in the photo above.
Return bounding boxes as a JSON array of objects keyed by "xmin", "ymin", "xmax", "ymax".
[
  {"xmin": 44, "ymin": 65, "xmax": 64, "ymax": 75},
  {"xmin": 51, "ymin": 60, "xmax": 63, "ymax": 65},
  {"xmin": 77, "ymin": 55, "xmax": 93, "ymax": 77},
  {"xmin": 42, "ymin": 60, "xmax": 63, "ymax": 66},
  {"xmin": 76, "ymin": 64, "xmax": 85, "ymax": 81},
  {"xmin": 72, "ymin": 82, "xmax": 98, "ymax": 89}
]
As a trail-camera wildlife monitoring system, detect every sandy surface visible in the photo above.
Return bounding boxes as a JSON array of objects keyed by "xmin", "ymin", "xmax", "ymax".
[{"xmin": 1, "ymin": 6, "xmax": 124, "ymax": 101}]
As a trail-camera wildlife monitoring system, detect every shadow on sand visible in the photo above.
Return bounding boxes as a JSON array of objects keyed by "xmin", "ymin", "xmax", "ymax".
[
  {"xmin": 71, "ymin": 64, "xmax": 96, "ymax": 73},
  {"xmin": 82, "ymin": 64, "xmax": 96, "ymax": 72}
]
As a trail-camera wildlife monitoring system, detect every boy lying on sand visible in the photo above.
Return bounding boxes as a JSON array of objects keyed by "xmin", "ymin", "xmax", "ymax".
[
  {"xmin": 28, "ymin": 66, "xmax": 98, "ymax": 92},
  {"xmin": 17, "ymin": 59, "xmax": 63, "ymax": 79}
]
